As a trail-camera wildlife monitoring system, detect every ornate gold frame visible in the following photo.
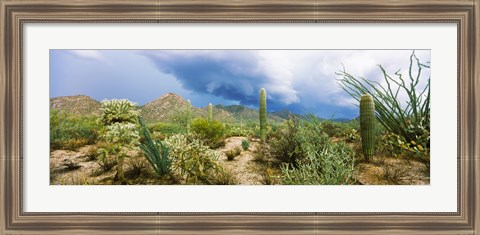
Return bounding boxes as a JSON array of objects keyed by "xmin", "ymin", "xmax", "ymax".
[{"xmin": 1, "ymin": 0, "xmax": 479, "ymax": 234}]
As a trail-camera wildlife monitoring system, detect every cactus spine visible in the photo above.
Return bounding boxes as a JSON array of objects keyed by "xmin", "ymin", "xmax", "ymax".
[
  {"xmin": 259, "ymin": 88, "xmax": 267, "ymax": 142},
  {"xmin": 208, "ymin": 103, "xmax": 213, "ymax": 122},
  {"xmin": 186, "ymin": 100, "xmax": 191, "ymax": 133},
  {"xmin": 360, "ymin": 93, "xmax": 375, "ymax": 162}
]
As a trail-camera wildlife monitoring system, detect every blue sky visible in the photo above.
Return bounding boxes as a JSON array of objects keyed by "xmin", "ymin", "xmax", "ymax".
[{"xmin": 50, "ymin": 50, "xmax": 430, "ymax": 119}]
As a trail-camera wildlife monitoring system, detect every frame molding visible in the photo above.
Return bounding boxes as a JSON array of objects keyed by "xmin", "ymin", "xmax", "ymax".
[{"xmin": 1, "ymin": 0, "xmax": 479, "ymax": 234}]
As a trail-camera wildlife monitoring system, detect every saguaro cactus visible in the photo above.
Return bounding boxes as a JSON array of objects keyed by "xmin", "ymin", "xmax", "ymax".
[
  {"xmin": 259, "ymin": 88, "xmax": 267, "ymax": 142},
  {"xmin": 360, "ymin": 93, "xmax": 375, "ymax": 162},
  {"xmin": 186, "ymin": 100, "xmax": 191, "ymax": 133},
  {"xmin": 208, "ymin": 103, "xmax": 213, "ymax": 122}
]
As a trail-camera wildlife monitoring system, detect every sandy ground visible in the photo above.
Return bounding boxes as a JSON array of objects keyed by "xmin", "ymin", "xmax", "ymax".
[
  {"xmin": 216, "ymin": 137, "xmax": 264, "ymax": 185},
  {"xmin": 50, "ymin": 138, "xmax": 429, "ymax": 185}
]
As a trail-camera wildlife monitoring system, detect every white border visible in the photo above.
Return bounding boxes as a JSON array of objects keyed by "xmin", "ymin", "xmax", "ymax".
[{"xmin": 24, "ymin": 24, "xmax": 457, "ymax": 212}]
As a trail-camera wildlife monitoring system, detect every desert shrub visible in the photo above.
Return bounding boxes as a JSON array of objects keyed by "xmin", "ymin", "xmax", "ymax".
[
  {"xmin": 269, "ymin": 117, "xmax": 304, "ymax": 166},
  {"xmin": 320, "ymin": 121, "xmax": 345, "ymax": 138},
  {"xmin": 164, "ymin": 134, "xmax": 224, "ymax": 184},
  {"xmin": 241, "ymin": 139, "xmax": 250, "ymax": 151},
  {"xmin": 139, "ymin": 118, "xmax": 172, "ymax": 177},
  {"xmin": 209, "ymin": 168, "xmax": 238, "ymax": 185},
  {"xmin": 342, "ymin": 128, "xmax": 360, "ymax": 142},
  {"xmin": 260, "ymin": 167, "xmax": 279, "ymax": 185},
  {"xmin": 96, "ymin": 143, "xmax": 118, "ymax": 172},
  {"xmin": 149, "ymin": 122, "xmax": 186, "ymax": 136},
  {"xmin": 226, "ymin": 147, "xmax": 241, "ymax": 161},
  {"xmin": 337, "ymin": 51, "xmax": 430, "ymax": 165},
  {"xmin": 281, "ymin": 142, "xmax": 355, "ymax": 185},
  {"xmin": 191, "ymin": 118, "xmax": 225, "ymax": 148},
  {"xmin": 224, "ymin": 124, "xmax": 255, "ymax": 138},
  {"xmin": 50, "ymin": 110, "xmax": 100, "ymax": 150},
  {"xmin": 378, "ymin": 130, "xmax": 429, "ymax": 169},
  {"xmin": 253, "ymin": 142, "xmax": 273, "ymax": 163}
]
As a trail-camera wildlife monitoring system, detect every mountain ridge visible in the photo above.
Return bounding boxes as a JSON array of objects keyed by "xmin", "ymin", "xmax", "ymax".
[{"xmin": 50, "ymin": 94, "xmax": 351, "ymax": 123}]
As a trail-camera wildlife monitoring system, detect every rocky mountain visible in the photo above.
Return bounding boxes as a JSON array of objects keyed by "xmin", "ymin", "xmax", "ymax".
[
  {"xmin": 50, "ymin": 95, "xmax": 101, "ymax": 116},
  {"xmin": 140, "ymin": 93, "xmax": 190, "ymax": 123},
  {"xmin": 50, "ymin": 93, "xmax": 352, "ymax": 124}
]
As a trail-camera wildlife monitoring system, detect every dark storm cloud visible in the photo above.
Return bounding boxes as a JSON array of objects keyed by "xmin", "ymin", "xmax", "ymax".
[{"xmin": 141, "ymin": 51, "xmax": 283, "ymax": 110}]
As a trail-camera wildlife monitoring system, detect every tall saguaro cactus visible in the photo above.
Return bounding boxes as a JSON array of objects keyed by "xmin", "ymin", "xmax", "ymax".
[
  {"xmin": 259, "ymin": 88, "xmax": 267, "ymax": 142},
  {"xmin": 360, "ymin": 93, "xmax": 376, "ymax": 162},
  {"xmin": 186, "ymin": 100, "xmax": 191, "ymax": 133},
  {"xmin": 208, "ymin": 103, "xmax": 213, "ymax": 122}
]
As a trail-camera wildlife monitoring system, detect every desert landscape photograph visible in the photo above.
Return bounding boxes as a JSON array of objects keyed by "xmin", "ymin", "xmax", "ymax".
[{"xmin": 50, "ymin": 49, "xmax": 430, "ymax": 185}]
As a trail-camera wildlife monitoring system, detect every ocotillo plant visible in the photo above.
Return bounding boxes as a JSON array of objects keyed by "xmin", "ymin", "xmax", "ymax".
[
  {"xmin": 186, "ymin": 100, "xmax": 191, "ymax": 133},
  {"xmin": 208, "ymin": 103, "xmax": 213, "ymax": 122},
  {"xmin": 259, "ymin": 88, "xmax": 267, "ymax": 142},
  {"xmin": 360, "ymin": 93, "xmax": 375, "ymax": 162}
]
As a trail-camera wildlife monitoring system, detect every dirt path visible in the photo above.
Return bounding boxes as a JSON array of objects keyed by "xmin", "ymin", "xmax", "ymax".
[{"xmin": 216, "ymin": 137, "xmax": 264, "ymax": 185}]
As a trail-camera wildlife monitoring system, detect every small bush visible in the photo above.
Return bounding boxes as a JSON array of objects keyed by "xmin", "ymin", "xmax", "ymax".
[
  {"xmin": 224, "ymin": 124, "xmax": 255, "ymax": 138},
  {"xmin": 149, "ymin": 122, "xmax": 186, "ymax": 136},
  {"xmin": 261, "ymin": 167, "xmax": 279, "ymax": 185},
  {"xmin": 241, "ymin": 139, "xmax": 250, "ymax": 151},
  {"xmin": 50, "ymin": 110, "xmax": 100, "ymax": 150},
  {"xmin": 281, "ymin": 142, "xmax": 355, "ymax": 185},
  {"xmin": 320, "ymin": 121, "xmax": 345, "ymax": 138},
  {"xmin": 209, "ymin": 168, "xmax": 238, "ymax": 185},
  {"xmin": 269, "ymin": 117, "xmax": 304, "ymax": 166},
  {"xmin": 164, "ymin": 134, "xmax": 224, "ymax": 184},
  {"xmin": 226, "ymin": 147, "xmax": 241, "ymax": 161},
  {"xmin": 253, "ymin": 142, "xmax": 273, "ymax": 163},
  {"xmin": 96, "ymin": 143, "xmax": 117, "ymax": 172},
  {"xmin": 191, "ymin": 118, "xmax": 225, "ymax": 148}
]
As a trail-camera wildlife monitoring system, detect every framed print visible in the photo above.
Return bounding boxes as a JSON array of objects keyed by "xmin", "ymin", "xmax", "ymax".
[{"xmin": 1, "ymin": 0, "xmax": 479, "ymax": 234}]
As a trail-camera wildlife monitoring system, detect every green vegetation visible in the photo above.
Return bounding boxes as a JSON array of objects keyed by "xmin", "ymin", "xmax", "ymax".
[
  {"xmin": 139, "ymin": 118, "xmax": 172, "ymax": 176},
  {"xmin": 186, "ymin": 100, "xmax": 191, "ymax": 133},
  {"xmin": 241, "ymin": 139, "xmax": 250, "ymax": 151},
  {"xmin": 97, "ymin": 99, "xmax": 140, "ymax": 183},
  {"xmin": 50, "ymin": 52, "xmax": 429, "ymax": 186},
  {"xmin": 281, "ymin": 141, "xmax": 355, "ymax": 185},
  {"xmin": 360, "ymin": 94, "xmax": 376, "ymax": 162},
  {"xmin": 50, "ymin": 110, "xmax": 100, "ymax": 150},
  {"xmin": 208, "ymin": 103, "xmax": 213, "ymax": 122},
  {"xmin": 164, "ymin": 134, "xmax": 224, "ymax": 184},
  {"xmin": 259, "ymin": 88, "xmax": 267, "ymax": 142},
  {"xmin": 191, "ymin": 118, "xmax": 225, "ymax": 148},
  {"xmin": 337, "ymin": 51, "xmax": 430, "ymax": 166},
  {"xmin": 226, "ymin": 147, "xmax": 241, "ymax": 161}
]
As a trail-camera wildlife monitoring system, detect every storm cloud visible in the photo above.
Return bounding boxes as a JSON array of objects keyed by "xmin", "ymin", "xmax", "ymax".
[{"xmin": 50, "ymin": 49, "xmax": 431, "ymax": 119}]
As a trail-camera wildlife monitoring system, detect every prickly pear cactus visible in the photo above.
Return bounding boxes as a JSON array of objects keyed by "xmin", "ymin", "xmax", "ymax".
[
  {"xmin": 208, "ymin": 103, "xmax": 213, "ymax": 122},
  {"xmin": 186, "ymin": 100, "xmax": 191, "ymax": 133},
  {"xmin": 360, "ymin": 93, "xmax": 375, "ymax": 161},
  {"xmin": 259, "ymin": 88, "xmax": 267, "ymax": 142}
]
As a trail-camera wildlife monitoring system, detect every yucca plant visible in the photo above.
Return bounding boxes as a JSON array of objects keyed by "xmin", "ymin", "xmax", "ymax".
[{"xmin": 139, "ymin": 118, "xmax": 172, "ymax": 176}]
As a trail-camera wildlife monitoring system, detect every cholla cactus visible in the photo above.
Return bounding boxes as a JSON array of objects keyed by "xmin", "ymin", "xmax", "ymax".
[
  {"xmin": 98, "ymin": 99, "xmax": 140, "ymax": 184},
  {"xmin": 208, "ymin": 103, "xmax": 213, "ymax": 122},
  {"xmin": 360, "ymin": 94, "xmax": 375, "ymax": 161},
  {"xmin": 104, "ymin": 123, "xmax": 140, "ymax": 147},
  {"xmin": 259, "ymin": 88, "xmax": 267, "ymax": 142},
  {"xmin": 99, "ymin": 99, "xmax": 139, "ymax": 125}
]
